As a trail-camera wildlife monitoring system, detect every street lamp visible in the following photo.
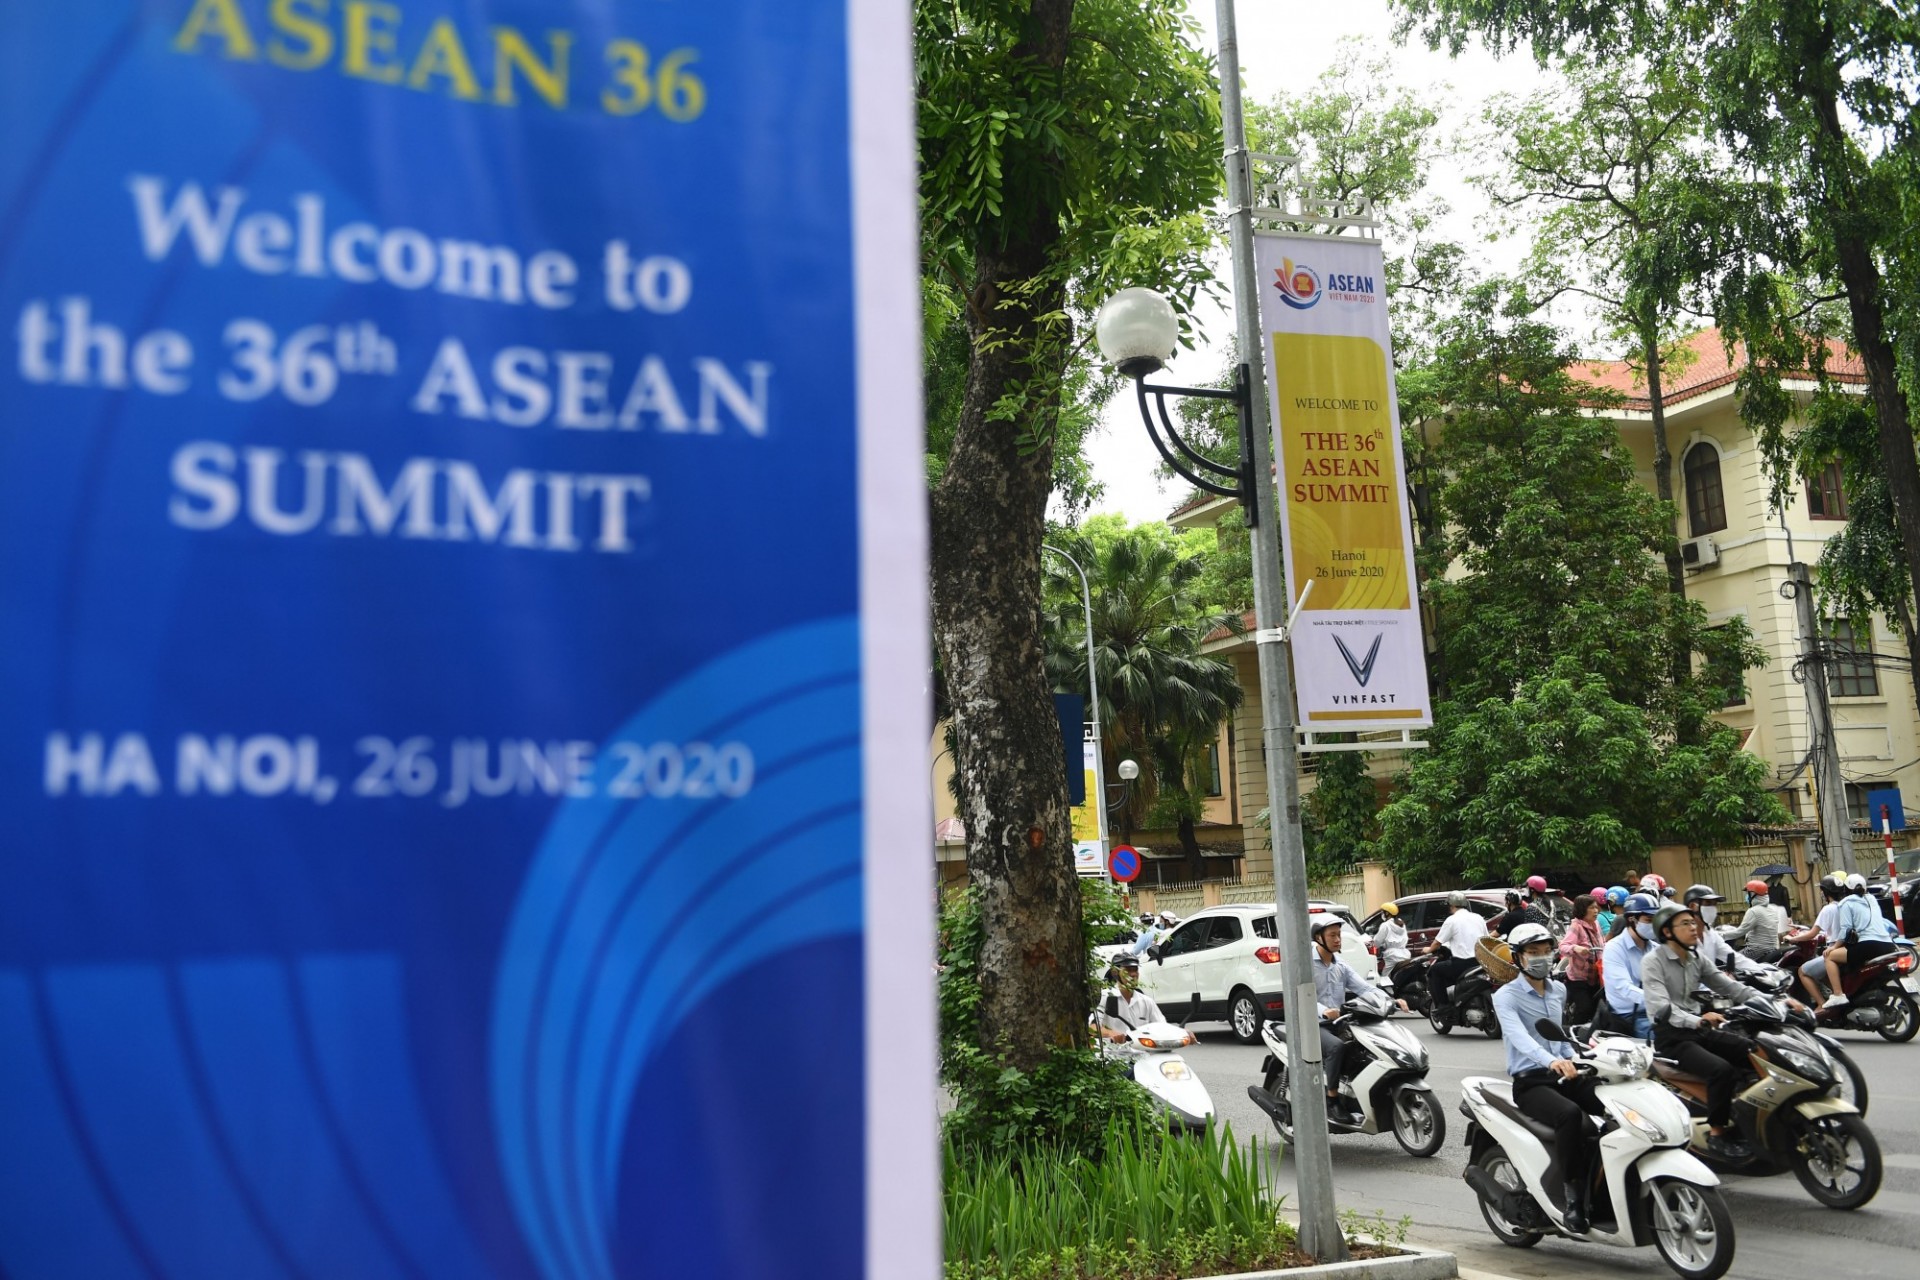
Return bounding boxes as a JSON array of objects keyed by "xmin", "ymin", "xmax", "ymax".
[
  {"xmin": 1109, "ymin": 757, "xmax": 1140, "ymax": 817},
  {"xmin": 1089, "ymin": 0, "xmax": 1345, "ymax": 1257},
  {"xmin": 1092, "ymin": 291, "xmax": 1261, "ymax": 524},
  {"xmin": 1043, "ymin": 542, "xmax": 1113, "ymax": 882}
]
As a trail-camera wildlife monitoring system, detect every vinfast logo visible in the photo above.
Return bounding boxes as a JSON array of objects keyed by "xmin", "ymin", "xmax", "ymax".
[
  {"xmin": 1333, "ymin": 633, "xmax": 1383, "ymax": 687},
  {"xmin": 1272, "ymin": 258, "xmax": 1321, "ymax": 309}
]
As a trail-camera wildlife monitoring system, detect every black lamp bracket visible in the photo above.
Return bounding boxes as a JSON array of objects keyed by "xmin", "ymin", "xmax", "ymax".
[{"xmin": 1133, "ymin": 362, "xmax": 1262, "ymax": 527}]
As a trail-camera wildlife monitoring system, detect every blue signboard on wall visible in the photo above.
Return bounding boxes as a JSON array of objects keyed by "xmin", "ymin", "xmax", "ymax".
[{"xmin": 0, "ymin": 2, "xmax": 931, "ymax": 1277}]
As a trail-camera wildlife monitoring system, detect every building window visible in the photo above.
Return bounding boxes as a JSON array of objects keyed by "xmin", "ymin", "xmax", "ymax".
[
  {"xmin": 1703, "ymin": 627, "xmax": 1747, "ymax": 707},
  {"xmin": 1204, "ymin": 742, "xmax": 1223, "ymax": 797},
  {"xmin": 1826, "ymin": 618, "xmax": 1880, "ymax": 698},
  {"xmin": 1684, "ymin": 443, "xmax": 1727, "ymax": 536},
  {"xmin": 1806, "ymin": 462, "xmax": 1847, "ymax": 520},
  {"xmin": 1847, "ymin": 781, "xmax": 1896, "ymax": 826}
]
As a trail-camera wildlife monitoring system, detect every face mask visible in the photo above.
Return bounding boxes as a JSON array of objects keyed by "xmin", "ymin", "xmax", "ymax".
[
  {"xmin": 1634, "ymin": 921, "xmax": 1654, "ymax": 941},
  {"xmin": 1700, "ymin": 905, "xmax": 1718, "ymax": 924},
  {"xmin": 1522, "ymin": 955, "xmax": 1554, "ymax": 980}
]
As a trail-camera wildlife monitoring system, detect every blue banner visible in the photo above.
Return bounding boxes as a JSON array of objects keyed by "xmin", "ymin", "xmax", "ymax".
[{"xmin": 0, "ymin": 2, "xmax": 930, "ymax": 1277}]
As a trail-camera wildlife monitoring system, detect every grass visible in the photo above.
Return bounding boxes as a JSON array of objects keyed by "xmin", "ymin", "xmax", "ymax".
[{"xmin": 943, "ymin": 1118, "xmax": 1305, "ymax": 1280}]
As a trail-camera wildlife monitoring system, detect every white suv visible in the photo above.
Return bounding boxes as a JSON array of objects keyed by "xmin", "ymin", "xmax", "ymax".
[{"xmin": 1137, "ymin": 902, "xmax": 1377, "ymax": 1043}]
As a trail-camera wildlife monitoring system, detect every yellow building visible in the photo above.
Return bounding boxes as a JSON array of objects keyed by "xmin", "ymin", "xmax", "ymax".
[{"xmin": 1174, "ymin": 329, "xmax": 1919, "ymax": 879}]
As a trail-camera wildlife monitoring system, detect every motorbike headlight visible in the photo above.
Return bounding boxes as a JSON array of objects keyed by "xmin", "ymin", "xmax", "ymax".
[
  {"xmin": 1611, "ymin": 1104, "xmax": 1671, "ymax": 1143},
  {"xmin": 1769, "ymin": 1046, "xmax": 1829, "ymax": 1084},
  {"xmin": 1158, "ymin": 1059, "xmax": 1192, "ymax": 1081}
]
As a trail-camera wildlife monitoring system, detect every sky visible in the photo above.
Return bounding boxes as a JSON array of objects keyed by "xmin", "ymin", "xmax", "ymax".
[{"xmin": 1078, "ymin": 0, "xmax": 1551, "ymax": 527}]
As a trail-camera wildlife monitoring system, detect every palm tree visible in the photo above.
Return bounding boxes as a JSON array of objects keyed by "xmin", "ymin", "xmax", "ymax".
[{"xmin": 1044, "ymin": 523, "xmax": 1244, "ymax": 880}]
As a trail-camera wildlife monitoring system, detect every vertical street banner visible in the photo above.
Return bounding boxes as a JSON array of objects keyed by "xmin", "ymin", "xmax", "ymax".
[
  {"xmin": 0, "ymin": 3, "xmax": 932, "ymax": 1279},
  {"xmin": 1071, "ymin": 740, "xmax": 1103, "ymax": 875},
  {"xmin": 1254, "ymin": 233, "xmax": 1432, "ymax": 732}
]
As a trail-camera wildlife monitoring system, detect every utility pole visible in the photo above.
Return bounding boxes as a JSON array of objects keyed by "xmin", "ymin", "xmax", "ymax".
[
  {"xmin": 1789, "ymin": 560, "xmax": 1856, "ymax": 873},
  {"xmin": 1214, "ymin": 0, "xmax": 1346, "ymax": 1261}
]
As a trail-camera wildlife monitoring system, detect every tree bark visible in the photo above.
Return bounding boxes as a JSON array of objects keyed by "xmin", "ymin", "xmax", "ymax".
[
  {"xmin": 1642, "ymin": 327, "xmax": 1687, "ymax": 603},
  {"xmin": 1806, "ymin": 80, "xmax": 1920, "ymax": 728},
  {"xmin": 1896, "ymin": 601, "xmax": 1920, "ymax": 730},
  {"xmin": 928, "ymin": 0, "xmax": 1085, "ymax": 1073}
]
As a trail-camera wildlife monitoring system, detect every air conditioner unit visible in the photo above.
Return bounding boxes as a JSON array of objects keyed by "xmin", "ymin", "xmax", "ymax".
[{"xmin": 1681, "ymin": 536, "xmax": 1720, "ymax": 569}]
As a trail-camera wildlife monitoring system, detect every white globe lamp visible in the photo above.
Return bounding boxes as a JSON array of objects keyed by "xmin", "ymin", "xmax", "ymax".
[{"xmin": 1094, "ymin": 288, "xmax": 1179, "ymax": 379}]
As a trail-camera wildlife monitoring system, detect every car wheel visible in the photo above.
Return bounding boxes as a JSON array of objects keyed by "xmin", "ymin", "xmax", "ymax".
[{"xmin": 1230, "ymin": 989, "xmax": 1263, "ymax": 1044}]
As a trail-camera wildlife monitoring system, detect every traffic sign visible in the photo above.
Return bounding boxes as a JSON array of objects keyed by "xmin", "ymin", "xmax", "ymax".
[{"xmin": 1108, "ymin": 844, "xmax": 1142, "ymax": 883}]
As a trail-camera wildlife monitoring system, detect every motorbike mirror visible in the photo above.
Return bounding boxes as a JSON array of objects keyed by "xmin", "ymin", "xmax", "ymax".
[{"xmin": 1534, "ymin": 1017, "xmax": 1572, "ymax": 1042}]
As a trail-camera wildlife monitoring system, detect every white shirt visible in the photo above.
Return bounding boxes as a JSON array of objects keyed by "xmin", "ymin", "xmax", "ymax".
[
  {"xmin": 1094, "ymin": 988, "xmax": 1165, "ymax": 1036},
  {"xmin": 1373, "ymin": 919, "xmax": 1409, "ymax": 956},
  {"xmin": 1811, "ymin": 901, "xmax": 1842, "ymax": 942},
  {"xmin": 1693, "ymin": 918, "xmax": 1763, "ymax": 977},
  {"xmin": 1435, "ymin": 907, "xmax": 1489, "ymax": 959}
]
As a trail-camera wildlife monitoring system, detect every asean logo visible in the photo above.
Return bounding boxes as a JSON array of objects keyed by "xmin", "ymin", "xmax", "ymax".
[{"xmin": 1273, "ymin": 258, "xmax": 1321, "ymax": 310}]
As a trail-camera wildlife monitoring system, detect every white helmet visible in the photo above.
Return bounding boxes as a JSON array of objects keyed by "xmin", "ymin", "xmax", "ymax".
[
  {"xmin": 1507, "ymin": 922, "xmax": 1553, "ymax": 951},
  {"xmin": 1846, "ymin": 872, "xmax": 1867, "ymax": 892}
]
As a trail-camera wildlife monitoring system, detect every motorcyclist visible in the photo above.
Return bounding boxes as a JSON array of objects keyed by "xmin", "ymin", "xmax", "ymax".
[
  {"xmin": 1371, "ymin": 903, "xmax": 1410, "ymax": 970},
  {"xmin": 1125, "ymin": 912, "xmax": 1164, "ymax": 958},
  {"xmin": 1723, "ymin": 878, "xmax": 1789, "ymax": 963},
  {"xmin": 1821, "ymin": 872, "xmax": 1899, "ymax": 1008},
  {"xmin": 1494, "ymin": 922, "xmax": 1604, "ymax": 1233},
  {"xmin": 1093, "ymin": 956, "xmax": 1165, "ymax": 1042},
  {"xmin": 1425, "ymin": 891, "xmax": 1489, "ymax": 1013},
  {"xmin": 1491, "ymin": 890, "xmax": 1545, "ymax": 937},
  {"xmin": 1589, "ymin": 887, "xmax": 1613, "ymax": 937},
  {"xmin": 1681, "ymin": 885, "xmax": 1767, "ymax": 979},
  {"xmin": 1792, "ymin": 874, "xmax": 1851, "ymax": 1006},
  {"xmin": 1599, "ymin": 891, "xmax": 1661, "ymax": 1037},
  {"xmin": 1558, "ymin": 895, "xmax": 1605, "ymax": 1023},
  {"xmin": 1309, "ymin": 915, "xmax": 1399, "ymax": 1118},
  {"xmin": 1641, "ymin": 903, "xmax": 1759, "ymax": 1159},
  {"xmin": 1599, "ymin": 885, "xmax": 1627, "ymax": 938}
]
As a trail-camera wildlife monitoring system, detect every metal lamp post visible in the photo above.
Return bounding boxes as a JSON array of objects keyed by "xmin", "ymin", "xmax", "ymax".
[
  {"xmin": 1044, "ymin": 543, "xmax": 1113, "ymax": 881},
  {"xmin": 1088, "ymin": 0, "xmax": 1347, "ymax": 1258}
]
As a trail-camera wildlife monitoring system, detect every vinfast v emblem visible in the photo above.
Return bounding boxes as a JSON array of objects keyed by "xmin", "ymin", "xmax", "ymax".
[{"xmin": 1333, "ymin": 633, "xmax": 1383, "ymax": 687}]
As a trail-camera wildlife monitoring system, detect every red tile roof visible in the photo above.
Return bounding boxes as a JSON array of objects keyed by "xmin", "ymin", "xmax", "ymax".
[{"xmin": 1570, "ymin": 328, "xmax": 1866, "ymax": 411}]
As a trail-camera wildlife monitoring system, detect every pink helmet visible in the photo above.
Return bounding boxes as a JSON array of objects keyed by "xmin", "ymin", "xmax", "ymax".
[
  {"xmin": 1526, "ymin": 875, "xmax": 1547, "ymax": 894},
  {"xmin": 1590, "ymin": 886, "xmax": 1607, "ymax": 902}
]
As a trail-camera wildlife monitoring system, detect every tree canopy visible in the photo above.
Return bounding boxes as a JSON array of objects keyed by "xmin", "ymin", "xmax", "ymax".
[{"xmin": 1377, "ymin": 287, "xmax": 1783, "ymax": 881}]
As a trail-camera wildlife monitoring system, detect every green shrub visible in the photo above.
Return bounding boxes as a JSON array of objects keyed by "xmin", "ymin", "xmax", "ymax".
[
  {"xmin": 938, "ymin": 882, "xmax": 1154, "ymax": 1159},
  {"xmin": 943, "ymin": 1118, "xmax": 1296, "ymax": 1280}
]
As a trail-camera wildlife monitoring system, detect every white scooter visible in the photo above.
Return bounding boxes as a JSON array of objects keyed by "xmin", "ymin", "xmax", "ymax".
[
  {"xmin": 1095, "ymin": 990, "xmax": 1215, "ymax": 1130},
  {"xmin": 1460, "ymin": 1018, "xmax": 1736, "ymax": 1280},
  {"xmin": 1248, "ymin": 986, "xmax": 1446, "ymax": 1156}
]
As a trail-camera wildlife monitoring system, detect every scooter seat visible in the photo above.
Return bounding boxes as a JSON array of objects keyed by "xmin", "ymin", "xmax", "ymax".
[
  {"xmin": 1653, "ymin": 1057, "xmax": 1710, "ymax": 1087},
  {"xmin": 1475, "ymin": 1081, "xmax": 1563, "ymax": 1147}
]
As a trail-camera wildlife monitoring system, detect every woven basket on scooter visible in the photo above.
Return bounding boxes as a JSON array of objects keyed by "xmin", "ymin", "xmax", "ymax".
[{"xmin": 1475, "ymin": 935, "xmax": 1518, "ymax": 985}]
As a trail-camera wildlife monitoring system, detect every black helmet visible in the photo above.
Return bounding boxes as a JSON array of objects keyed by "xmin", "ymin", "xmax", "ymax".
[
  {"xmin": 1683, "ymin": 884, "xmax": 1723, "ymax": 907},
  {"xmin": 1652, "ymin": 902, "xmax": 1691, "ymax": 942},
  {"xmin": 1820, "ymin": 873, "xmax": 1846, "ymax": 901},
  {"xmin": 1505, "ymin": 890, "xmax": 1522, "ymax": 907}
]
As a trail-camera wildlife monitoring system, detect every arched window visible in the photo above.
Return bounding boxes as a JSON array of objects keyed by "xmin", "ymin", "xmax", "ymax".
[{"xmin": 1683, "ymin": 442, "xmax": 1727, "ymax": 537}]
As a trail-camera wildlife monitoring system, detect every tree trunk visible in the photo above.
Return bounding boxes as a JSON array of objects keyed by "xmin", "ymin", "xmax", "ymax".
[
  {"xmin": 1829, "ymin": 231, "xmax": 1920, "ymax": 671},
  {"xmin": 1176, "ymin": 817, "xmax": 1204, "ymax": 878},
  {"xmin": 1894, "ymin": 601, "xmax": 1920, "ymax": 731},
  {"xmin": 1807, "ymin": 86, "xmax": 1920, "ymax": 718},
  {"xmin": 1642, "ymin": 326, "xmax": 1687, "ymax": 607},
  {"xmin": 927, "ymin": 0, "xmax": 1084, "ymax": 1074}
]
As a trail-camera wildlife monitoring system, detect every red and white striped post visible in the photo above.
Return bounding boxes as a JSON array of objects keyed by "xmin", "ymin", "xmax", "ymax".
[{"xmin": 1884, "ymin": 804, "xmax": 1904, "ymax": 935}]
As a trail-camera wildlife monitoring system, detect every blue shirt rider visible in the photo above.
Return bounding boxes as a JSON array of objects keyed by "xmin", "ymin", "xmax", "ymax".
[
  {"xmin": 1601, "ymin": 892, "xmax": 1662, "ymax": 1038},
  {"xmin": 1497, "ymin": 922, "xmax": 1605, "ymax": 1234}
]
